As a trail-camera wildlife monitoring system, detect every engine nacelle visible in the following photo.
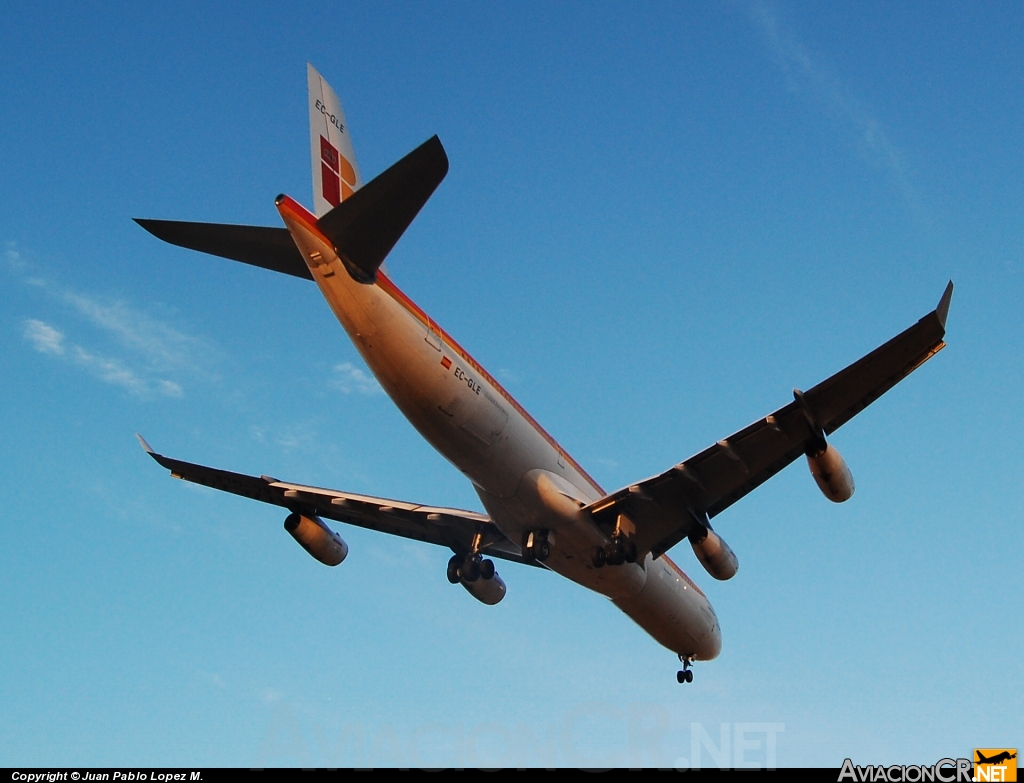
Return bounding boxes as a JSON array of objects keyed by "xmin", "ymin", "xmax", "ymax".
[
  {"xmin": 284, "ymin": 512, "xmax": 348, "ymax": 566},
  {"xmin": 461, "ymin": 570, "xmax": 507, "ymax": 605},
  {"xmin": 689, "ymin": 526, "xmax": 738, "ymax": 581},
  {"xmin": 806, "ymin": 443, "xmax": 855, "ymax": 503}
]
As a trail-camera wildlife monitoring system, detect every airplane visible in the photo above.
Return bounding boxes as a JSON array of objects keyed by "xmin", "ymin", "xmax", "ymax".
[
  {"xmin": 976, "ymin": 751, "xmax": 1016, "ymax": 765},
  {"xmin": 136, "ymin": 64, "xmax": 953, "ymax": 683}
]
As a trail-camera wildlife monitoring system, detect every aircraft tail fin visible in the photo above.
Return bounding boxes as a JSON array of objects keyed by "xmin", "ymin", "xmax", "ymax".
[
  {"xmin": 314, "ymin": 135, "xmax": 448, "ymax": 283},
  {"xmin": 308, "ymin": 63, "xmax": 362, "ymax": 217}
]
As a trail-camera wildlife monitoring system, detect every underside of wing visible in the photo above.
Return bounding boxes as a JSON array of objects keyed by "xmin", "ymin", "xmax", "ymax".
[
  {"xmin": 586, "ymin": 282, "xmax": 953, "ymax": 559},
  {"xmin": 138, "ymin": 436, "xmax": 534, "ymax": 567},
  {"xmin": 134, "ymin": 219, "xmax": 314, "ymax": 280}
]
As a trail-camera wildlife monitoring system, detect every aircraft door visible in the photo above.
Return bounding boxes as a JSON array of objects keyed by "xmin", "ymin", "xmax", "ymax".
[{"xmin": 424, "ymin": 319, "xmax": 442, "ymax": 352}]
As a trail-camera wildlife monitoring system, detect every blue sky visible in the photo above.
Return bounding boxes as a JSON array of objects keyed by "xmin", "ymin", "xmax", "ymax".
[{"xmin": 1, "ymin": 0, "xmax": 1020, "ymax": 768}]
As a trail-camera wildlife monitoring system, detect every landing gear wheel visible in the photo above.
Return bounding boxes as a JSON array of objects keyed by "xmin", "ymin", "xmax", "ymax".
[
  {"xmin": 624, "ymin": 539, "xmax": 638, "ymax": 564},
  {"xmin": 677, "ymin": 654, "xmax": 694, "ymax": 684},
  {"xmin": 479, "ymin": 558, "xmax": 495, "ymax": 580},
  {"xmin": 605, "ymin": 538, "xmax": 625, "ymax": 566},
  {"xmin": 534, "ymin": 539, "xmax": 551, "ymax": 562},
  {"xmin": 592, "ymin": 547, "xmax": 606, "ymax": 568},
  {"xmin": 461, "ymin": 554, "xmax": 481, "ymax": 583},
  {"xmin": 446, "ymin": 555, "xmax": 461, "ymax": 584},
  {"xmin": 524, "ymin": 532, "xmax": 551, "ymax": 563}
]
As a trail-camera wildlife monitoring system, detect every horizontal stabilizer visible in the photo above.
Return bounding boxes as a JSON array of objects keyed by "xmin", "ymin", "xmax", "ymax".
[
  {"xmin": 134, "ymin": 219, "xmax": 313, "ymax": 281},
  {"xmin": 316, "ymin": 135, "xmax": 448, "ymax": 283}
]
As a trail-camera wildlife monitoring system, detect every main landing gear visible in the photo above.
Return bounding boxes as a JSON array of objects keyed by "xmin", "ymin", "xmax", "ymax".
[
  {"xmin": 523, "ymin": 530, "xmax": 551, "ymax": 563},
  {"xmin": 676, "ymin": 655, "xmax": 694, "ymax": 684},
  {"xmin": 591, "ymin": 534, "xmax": 638, "ymax": 568},
  {"xmin": 447, "ymin": 552, "xmax": 495, "ymax": 583}
]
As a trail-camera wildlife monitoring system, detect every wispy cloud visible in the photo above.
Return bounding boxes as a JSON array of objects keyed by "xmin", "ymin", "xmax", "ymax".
[
  {"xmin": 5, "ymin": 244, "xmax": 27, "ymax": 272},
  {"xmin": 746, "ymin": 1, "xmax": 921, "ymax": 213},
  {"xmin": 331, "ymin": 362, "xmax": 382, "ymax": 395},
  {"xmin": 70, "ymin": 344, "xmax": 150, "ymax": 396},
  {"xmin": 10, "ymin": 246, "xmax": 219, "ymax": 399},
  {"xmin": 23, "ymin": 319, "xmax": 66, "ymax": 355},
  {"xmin": 275, "ymin": 425, "xmax": 317, "ymax": 451},
  {"xmin": 496, "ymin": 367, "xmax": 520, "ymax": 384},
  {"xmin": 59, "ymin": 289, "xmax": 208, "ymax": 374},
  {"xmin": 157, "ymin": 379, "xmax": 184, "ymax": 397},
  {"xmin": 260, "ymin": 688, "xmax": 284, "ymax": 704},
  {"xmin": 23, "ymin": 318, "xmax": 183, "ymax": 398}
]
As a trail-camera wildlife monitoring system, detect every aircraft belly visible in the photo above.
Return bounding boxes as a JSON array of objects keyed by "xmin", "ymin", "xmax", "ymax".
[
  {"xmin": 295, "ymin": 260, "xmax": 526, "ymax": 497},
  {"xmin": 613, "ymin": 557, "xmax": 722, "ymax": 660},
  {"xmin": 363, "ymin": 303, "xmax": 526, "ymax": 496},
  {"xmin": 278, "ymin": 215, "xmax": 675, "ymax": 614},
  {"xmin": 472, "ymin": 480, "xmax": 720, "ymax": 654},
  {"xmin": 471, "ymin": 487, "xmax": 645, "ymax": 599},
  {"xmin": 308, "ymin": 260, "xmax": 714, "ymax": 654}
]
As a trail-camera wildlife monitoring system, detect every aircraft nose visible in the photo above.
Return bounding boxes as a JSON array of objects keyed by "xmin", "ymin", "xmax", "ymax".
[
  {"xmin": 699, "ymin": 619, "xmax": 722, "ymax": 661},
  {"xmin": 693, "ymin": 600, "xmax": 722, "ymax": 661}
]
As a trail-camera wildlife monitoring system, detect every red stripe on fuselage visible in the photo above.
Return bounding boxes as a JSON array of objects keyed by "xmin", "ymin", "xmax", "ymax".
[
  {"xmin": 276, "ymin": 195, "xmax": 606, "ymax": 498},
  {"xmin": 662, "ymin": 555, "xmax": 705, "ymax": 598},
  {"xmin": 375, "ymin": 274, "xmax": 605, "ymax": 497}
]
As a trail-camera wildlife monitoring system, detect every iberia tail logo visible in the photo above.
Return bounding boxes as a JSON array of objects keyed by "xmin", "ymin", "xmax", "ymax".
[
  {"xmin": 320, "ymin": 135, "xmax": 357, "ymax": 207},
  {"xmin": 974, "ymin": 749, "xmax": 1017, "ymax": 782},
  {"xmin": 308, "ymin": 62, "xmax": 362, "ymax": 217}
]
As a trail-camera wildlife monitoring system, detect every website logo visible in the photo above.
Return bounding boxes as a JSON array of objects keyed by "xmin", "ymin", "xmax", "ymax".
[{"xmin": 974, "ymin": 749, "xmax": 1017, "ymax": 782}]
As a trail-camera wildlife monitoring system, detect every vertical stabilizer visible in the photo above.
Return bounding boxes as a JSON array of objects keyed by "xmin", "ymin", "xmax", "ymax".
[{"xmin": 308, "ymin": 63, "xmax": 362, "ymax": 217}]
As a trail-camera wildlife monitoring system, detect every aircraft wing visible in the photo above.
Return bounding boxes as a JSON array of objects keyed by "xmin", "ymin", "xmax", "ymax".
[
  {"xmin": 586, "ymin": 282, "xmax": 953, "ymax": 558},
  {"xmin": 138, "ymin": 437, "xmax": 535, "ymax": 567}
]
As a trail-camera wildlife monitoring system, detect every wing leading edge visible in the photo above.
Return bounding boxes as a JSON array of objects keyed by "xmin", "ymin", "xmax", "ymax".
[
  {"xmin": 137, "ymin": 436, "xmax": 535, "ymax": 567},
  {"xmin": 586, "ymin": 282, "xmax": 953, "ymax": 558}
]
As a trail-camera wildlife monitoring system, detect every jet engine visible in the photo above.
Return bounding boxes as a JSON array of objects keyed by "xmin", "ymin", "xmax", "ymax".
[
  {"xmin": 284, "ymin": 512, "xmax": 349, "ymax": 566},
  {"xmin": 689, "ymin": 524, "xmax": 738, "ymax": 581},
  {"xmin": 793, "ymin": 388, "xmax": 855, "ymax": 503},
  {"xmin": 462, "ymin": 571, "xmax": 507, "ymax": 605},
  {"xmin": 805, "ymin": 443, "xmax": 855, "ymax": 503}
]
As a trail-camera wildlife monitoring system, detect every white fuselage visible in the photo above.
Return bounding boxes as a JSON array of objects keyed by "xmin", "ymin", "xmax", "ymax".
[{"xmin": 278, "ymin": 196, "xmax": 721, "ymax": 661}]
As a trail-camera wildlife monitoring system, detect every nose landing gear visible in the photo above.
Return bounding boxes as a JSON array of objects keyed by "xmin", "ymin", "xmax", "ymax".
[{"xmin": 676, "ymin": 655, "xmax": 694, "ymax": 684}]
